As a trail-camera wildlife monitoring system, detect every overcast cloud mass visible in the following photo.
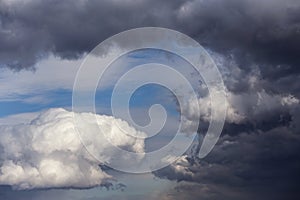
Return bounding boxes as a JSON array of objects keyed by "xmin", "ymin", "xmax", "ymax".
[{"xmin": 1, "ymin": 0, "xmax": 300, "ymax": 199}]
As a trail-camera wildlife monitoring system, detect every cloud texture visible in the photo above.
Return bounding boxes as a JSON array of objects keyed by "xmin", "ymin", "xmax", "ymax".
[
  {"xmin": 154, "ymin": 126, "xmax": 300, "ymax": 199},
  {"xmin": 154, "ymin": 46, "xmax": 300, "ymax": 200},
  {"xmin": 0, "ymin": 108, "xmax": 145, "ymax": 189},
  {"xmin": 1, "ymin": 0, "xmax": 300, "ymax": 72},
  {"xmin": 1, "ymin": 0, "xmax": 300, "ymax": 199}
]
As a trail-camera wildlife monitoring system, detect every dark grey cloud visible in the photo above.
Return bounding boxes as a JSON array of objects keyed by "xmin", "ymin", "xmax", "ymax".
[
  {"xmin": 180, "ymin": 0, "xmax": 300, "ymax": 75},
  {"xmin": 173, "ymin": 58, "xmax": 300, "ymax": 199},
  {"xmin": 0, "ymin": 0, "xmax": 178, "ymax": 69},
  {"xmin": 185, "ymin": 52, "xmax": 300, "ymax": 137},
  {"xmin": 1, "ymin": 0, "xmax": 300, "ymax": 74},
  {"xmin": 154, "ymin": 125, "xmax": 300, "ymax": 199}
]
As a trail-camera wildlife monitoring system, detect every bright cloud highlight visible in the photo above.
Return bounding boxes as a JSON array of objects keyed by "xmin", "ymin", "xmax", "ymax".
[{"xmin": 0, "ymin": 108, "xmax": 145, "ymax": 190}]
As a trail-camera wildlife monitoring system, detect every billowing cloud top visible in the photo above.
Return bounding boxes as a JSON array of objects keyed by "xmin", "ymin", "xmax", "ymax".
[{"xmin": 0, "ymin": 108, "xmax": 145, "ymax": 190}]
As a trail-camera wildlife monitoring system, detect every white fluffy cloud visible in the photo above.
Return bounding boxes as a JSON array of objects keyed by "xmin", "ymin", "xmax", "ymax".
[
  {"xmin": 0, "ymin": 108, "xmax": 145, "ymax": 190},
  {"xmin": 181, "ymin": 88, "xmax": 299, "ymax": 134}
]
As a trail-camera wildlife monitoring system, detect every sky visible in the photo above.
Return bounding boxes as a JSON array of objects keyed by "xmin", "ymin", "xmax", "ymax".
[{"xmin": 0, "ymin": 0, "xmax": 300, "ymax": 199}]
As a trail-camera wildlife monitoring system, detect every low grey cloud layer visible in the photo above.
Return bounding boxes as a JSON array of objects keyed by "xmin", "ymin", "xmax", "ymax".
[{"xmin": 1, "ymin": 0, "xmax": 300, "ymax": 73}]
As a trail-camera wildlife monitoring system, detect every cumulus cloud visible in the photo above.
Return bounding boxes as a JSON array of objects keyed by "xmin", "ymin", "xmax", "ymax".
[
  {"xmin": 180, "ymin": 48, "xmax": 300, "ymax": 136},
  {"xmin": 188, "ymin": 89, "xmax": 298, "ymax": 123},
  {"xmin": 0, "ymin": 108, "xmax": 145, "ymax": 190}
]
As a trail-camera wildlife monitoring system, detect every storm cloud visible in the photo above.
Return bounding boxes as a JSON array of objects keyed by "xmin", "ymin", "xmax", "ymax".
[
  {"xmin": 154, "ymin": 125, "xmax": 300, "ymax": 199},
  {"xmin": 1, "ymin": 0, "xmax": 300, "ymax": 199},
  {"xmin": 0, "ymin": 0, "xmax": 300, "ymax": 73}
]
